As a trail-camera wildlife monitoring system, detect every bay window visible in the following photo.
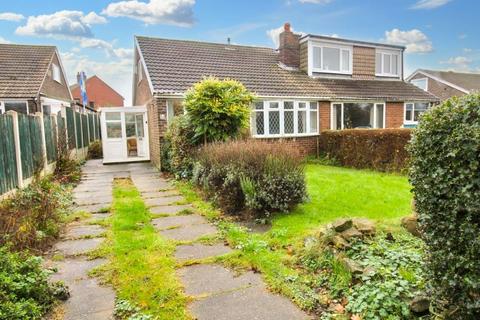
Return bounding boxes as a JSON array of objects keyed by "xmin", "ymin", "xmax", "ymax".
[
  {"xmin": 404, "ymin": 102, "xmax": 429, "ymax": 124},
  {"xmin": 375, "ymin": 50, "xmax": 400, "ymax": 77},
  {"xmin": 312, "ymin": 43, "xmax": 352, "ymax": 74},
  {"xmin": 252, "ymin": 100, "xmax": 319, "ymax": 137},
  {"xmin": 331, "ymin": 102, "xmax": 385, "ymax": 130}
]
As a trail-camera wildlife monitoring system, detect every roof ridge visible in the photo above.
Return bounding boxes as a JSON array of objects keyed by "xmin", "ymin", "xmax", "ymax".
[
  {"xmin": 0, "ymin": 43, "xmax": 56, "ymax": 49},
  {"xmin": 135, "ymin": 35, "xmax": 275, "ymax": 51},
  {"xmin": 420, "ymin": 68, "xmax": 480, "ymax": 75}
]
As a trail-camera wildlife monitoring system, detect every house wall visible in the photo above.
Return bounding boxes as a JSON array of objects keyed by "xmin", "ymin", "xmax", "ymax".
[
  {"xmin": 410, "ymin": 73, "xmax": 465, "ymax": 101},
  {"xmin": 300, "ymin": 42, "xmax": 308, "ymax": 73},
  {"xmin": 257, "ymin": 136, "xmax": 318, "ymax": 156},
  {"xmin": 40, "ymin": 52, "xmax": 71, "ymax": 103},
  {"xmin": 134, "ymin": 57, "xmax": 153, "ymax": 106},
  {"xmin": 352, "ymin": 46, "xmax": 375, "ymax": 80},
  {"xmin": 386, "ymin": 102, "xmax": 404, "ymax": 128},
  {"xmin": 147, "ymin": 97, "xmax": 168, "ymax": 169},
  {"xmin": 71, "ymin": 76, "xmax": 124, "ymax": 109},
  {"xmin": 319, "ymin": 101, "xmax": 331, "ymax": 130}
]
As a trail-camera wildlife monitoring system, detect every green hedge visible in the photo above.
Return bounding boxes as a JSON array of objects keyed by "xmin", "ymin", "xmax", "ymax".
[
  {"xmin": 318, "ymin": 129, "xmax": 412, "ymax": 172},
  {"xmin": 408, "ymin": 94, "xmax": 480, "ymax": 318}
]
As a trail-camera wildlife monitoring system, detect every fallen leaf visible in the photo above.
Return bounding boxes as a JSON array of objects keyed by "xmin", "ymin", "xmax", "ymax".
[{"xmin": 351, "ymin": 314, "xmax": 362, "ymax": 320}]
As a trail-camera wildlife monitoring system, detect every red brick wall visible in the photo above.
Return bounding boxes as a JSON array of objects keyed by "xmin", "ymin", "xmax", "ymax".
[
  {"xmin": 256, "ymin": 136, "xmax": 318, "ymax": 157},
  {"xmin": 147, "ymin": 97, "xmax": 168, "ymax": 169},
  {"xmin": 71, "ymin": 76, "xmax": 124, "ymax": 109},
  {"xmin": 319, "ymin": 101, "xmax": 331, "ymax": 130},
  {"xmin": 386, "ymin": 102, "xmax": 404, "ymax": 128}
]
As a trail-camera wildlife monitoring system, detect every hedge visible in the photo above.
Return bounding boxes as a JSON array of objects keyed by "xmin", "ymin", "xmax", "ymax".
[
  {"xmin": 318, "ymin": 129, "xmax": 412, "ymax": 172},
  {"xmin": 408, "ymin": 94, "xmax": 480, "ymax": 318}
]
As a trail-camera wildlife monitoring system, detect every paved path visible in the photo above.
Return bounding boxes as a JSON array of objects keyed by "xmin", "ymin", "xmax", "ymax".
[{"xmin": 50, "ymin": 160, "xmax": 309, "ymax": 320}]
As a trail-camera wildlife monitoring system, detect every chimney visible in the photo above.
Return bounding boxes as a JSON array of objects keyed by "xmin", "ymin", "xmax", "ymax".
[
  {"xmin": 76, "ymin": 72, "xmax": 81, "ymax": 85},
  {"xmin": 278, "ymin": 22, "xmax": 300, "ymax": 68}
]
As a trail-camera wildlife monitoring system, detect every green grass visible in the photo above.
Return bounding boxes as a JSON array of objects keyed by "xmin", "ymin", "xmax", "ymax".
[
  {"xmin": 97, "ymin": 179, "xmax": 190, "ymax": 319},
  {"xmin": 175, "ymin": 164, "xmax": 414, "ymax": 311}
]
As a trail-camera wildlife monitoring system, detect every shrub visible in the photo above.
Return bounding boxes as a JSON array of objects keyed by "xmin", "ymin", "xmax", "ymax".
[
  {"xmin": 192, "ymin": 140, "xmax": 307, "ymax": 218},
  {"xmin": 54, "ymin": 128, "xmax": 82, "ymax": 184},
  {"xmin": 318, "ymin": 129, "xmax": 412, "ymax": 172},
  {"xmin": 408, "ymin": 94, "xmax": 480, "ymax": 318},
  {"xmin": 87, "ymin": 140, "xmax": 103, "ymax": 159},
  {"xmin": 0, "ymin": 246, "xmax": 68, "ymax": 319},
  {"xmin": 166, "ymin": 115, "xmax": 198, "ymax": 178},
  {"xmin": 184, "ymin": 77, "xmax": 254, "ymax": 144},
  {"xmin": 0, "ymin": 176, "xmax": 71, "ymax": 250}
]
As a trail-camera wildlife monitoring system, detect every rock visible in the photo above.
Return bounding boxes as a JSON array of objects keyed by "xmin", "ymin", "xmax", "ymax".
[
  {"xmin": 402, "ymin": 215, "xmax": 421, "ymax": 237},
  {"xmin": 340, "ymin": 227, "xmax": 363, "ymax": 241},
  {"xmin": 410, "ymin": 295, "xmax": 430, "ymax": 315},
  {"xmin": 353, "ymin": 218, "xmax": 376, "ymax": 236},
  {"xmin": 332, "ymin": 235, "xmax": 350, "ymax": 249},
  {"xmin": 332, "ymin": 219, "xmax": 353, "ymax": 232},
  {"xmin": 340, "ymin": 257, "xmax": 363, "ymax": 274}
]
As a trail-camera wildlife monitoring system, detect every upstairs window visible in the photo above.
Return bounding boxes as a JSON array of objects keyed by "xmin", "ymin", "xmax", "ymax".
[
  {"xmin": 52, "ymin": 63, "xmax": 61, "ymax": 83},
  {"xmin": 376, "ymin": 50, "xmax": 400, "ymax": 77},
  {"xmin": 405, "ymin": 102, "xmax": 429, "ymax": 124},
  {"xmin": 312, "ymin": 44, "xmax": 352, "ymax": 74},
  {"xmin": 411, "ymin": 78, "xmax": 428, "ymax": 91},
  {"xmin": 251, "ymin": 100, "xmax": 319, "ymax": 137}
]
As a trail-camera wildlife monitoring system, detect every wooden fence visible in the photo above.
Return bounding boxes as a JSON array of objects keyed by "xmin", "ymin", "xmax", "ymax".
[{"xmin": 0, "ymin": 107, "xmax": 101, "ymax": 197}]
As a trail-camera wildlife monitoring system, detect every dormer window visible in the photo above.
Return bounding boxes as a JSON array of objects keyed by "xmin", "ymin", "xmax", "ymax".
[
  {"xmin": 311, "ymin": 43, "xmax": 352, "ymax": 74},
  {"xmin": 376, "ymin": 50, "xmax": 400, "ymax": 77}
]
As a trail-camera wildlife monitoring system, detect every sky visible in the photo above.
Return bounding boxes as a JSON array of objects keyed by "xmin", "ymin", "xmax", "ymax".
[{"xmin": 0, "ymin": 0, "xmax": 477, "ymax": 104}]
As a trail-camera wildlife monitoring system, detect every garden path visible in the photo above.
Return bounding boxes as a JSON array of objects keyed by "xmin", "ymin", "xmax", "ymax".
[{"xmin": 49, "ymin": 160, "xmax": 309, "ymax": 320}]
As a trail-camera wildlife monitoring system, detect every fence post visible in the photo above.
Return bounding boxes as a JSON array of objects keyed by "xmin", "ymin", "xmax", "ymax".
[
  {"xmin": 61, "ymin": 106, "xmax": 68, "ymax": 148},
  {"xmin": 36, "ymin": 112, "xmax": 48, "ymax": 173},
  {"xmin": 7, "ymin": 111, "xmax": 23, "ymax": 188}
]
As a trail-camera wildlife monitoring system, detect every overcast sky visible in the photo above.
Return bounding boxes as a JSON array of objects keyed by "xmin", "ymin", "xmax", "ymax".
[{"xmin": 0, "ymin": 0, "xmax": 477, "ymax": 104}]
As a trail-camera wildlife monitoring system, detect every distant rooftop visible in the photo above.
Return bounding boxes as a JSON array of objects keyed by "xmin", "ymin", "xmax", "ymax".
[{"xmin": 415, "ymin": 69, "xmax": 480, "ymax": 92}]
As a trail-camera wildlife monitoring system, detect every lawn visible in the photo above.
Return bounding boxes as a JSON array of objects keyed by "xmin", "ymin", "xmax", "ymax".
[{"xmin": 176, "ymin": 163, "xmax": 416, "ymax": 314}]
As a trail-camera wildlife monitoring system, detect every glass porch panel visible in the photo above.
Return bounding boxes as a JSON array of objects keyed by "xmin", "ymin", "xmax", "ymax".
[
  {"xmin": 135, "ymin": 114, "xmax": 145, "ymax": 137},
  {"xmin": 343, "ymin": 103, "xmax": 374, "ymax": 129}
]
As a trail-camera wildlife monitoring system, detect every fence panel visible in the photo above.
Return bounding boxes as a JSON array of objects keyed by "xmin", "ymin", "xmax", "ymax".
[
  {"xmin": 29, "ymin": 115, "xmax": 44, "ymax": 173},
  {"xmin": 81, "ymin": 114, "xmax": 89, "ymax": 147},
  {"xmin": 96, "ymin": 115, "xmax": 101, "ymax": 140},
  {"xmin": 66, "ymin": 107, "xmax": 76, "ymax": 150},
  {"xmin": 88, "ymin": 113, "xmax": 94, "ymax": 142},
  {"xmin": 0, "ymin": 114, "xmax": 18, "ymax": 195},
  {"xmin": 18, "ymin": 113, "xmax": 34, "ymax": 179},
  {"xmin": 75, "ymin": 111, "xmax": 82, "ymax": 149},
  {"xmin": 43, "ymin": 115, "xmax": 56, "ymax": 163}
]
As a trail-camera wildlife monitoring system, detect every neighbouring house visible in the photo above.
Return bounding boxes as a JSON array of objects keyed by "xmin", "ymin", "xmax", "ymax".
[
  {"xmin": 0, "ymin": 43, "xmax": 72, "ymax": 115},
  {"xmin": 407, "ymin": 69, "xmax": 480, "ymax": 101},
  {"xmin": 70, "ymin": 74, "xmax": 124, "ymax": 110},
  {"xmin": 132, "ymin": 23, "xmax": 438, "ymax": 168}
]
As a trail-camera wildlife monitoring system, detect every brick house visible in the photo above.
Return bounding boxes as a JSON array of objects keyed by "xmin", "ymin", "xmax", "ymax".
[
  {"xmin": 407, "ymin": 69, "xmax": 480, "ymax": 101},
  {"xmin": 0, "ymin": 44, "xmax": 72, "ymax": 115},
  {"xmin": 132, "ymin": 23, "xmax": 438, "ymax": 168},
  {"xmin": 71, "ymin": 74, "xmax": 124, "ymax": 110}
]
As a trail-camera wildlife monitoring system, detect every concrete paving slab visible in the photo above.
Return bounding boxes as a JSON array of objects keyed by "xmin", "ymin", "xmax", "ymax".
[
  {"xmin": 175, "ymin": 243, "xmax": 232, "ymax": 261},
  {"xmin": 189, "ymin": 286, "xmax": 310, "ymax": 320},
  {"xmin": 145, "ymin": 195, "xmax": 185, "ymax": 207},
  {"xmin": 75, "ymin": 195, "xmax": 113, "ymax": 206},
  {"xmin": 50, "ymin": 258, "xmax": 107, "ymax": 283},
  {"xmin": 178, "ymin": 264, "xmax": 262, "ymax": 296},
  {"xmin": 75, "ymin": 203, "xmax": 110, "ymax": 213},
  {"xmin": 141, "ymin": 190, "xmax": 180, "ymax": 199},
  {"xmin": 73, "ymin": 191, "xmax": 112, "ymax": 200},
  {"xmin": 160, "ymin": 223, "xmax": 217, "ymax": 241},
  {"xmin": 64, "ymin": 225, "xmax": 105, "ymax": 239},
  {"xmin": 152, "ymin": 214, "xmax": 208, "ymax": 230},
  {"xmin": 149, "ymin": 204, "xmax": 193, "ymax": 215},
  {"xmin": 86, "ymin": 213, "xmax": 110, "ymax": 222},
  {"xmin": 54, "ymin": 238, "xmax": 104, "ymax": 256}
]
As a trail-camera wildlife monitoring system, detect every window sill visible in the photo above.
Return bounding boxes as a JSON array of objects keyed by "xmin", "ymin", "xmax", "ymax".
[
  {"xmin": 312, "ymin": 68, "xmax": 352, "ymax": 75},
  {"xmin": 252, "ymin": 133, "xmax": 319, "ymax": 139}
]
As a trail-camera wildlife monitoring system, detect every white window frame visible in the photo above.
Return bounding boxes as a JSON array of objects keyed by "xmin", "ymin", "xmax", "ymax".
[
  {"xmin": 0, "ymin": 100, "xmax": 29, "ymax": 114},
  {"xmin": 251, "ymin": 100, "xmax": 319, "ymax": 138},
  {"xmin": 410, "ymin": 78, "xmax": 428, "ymax": 91},
  {"xmin": 404, "ymin": 102, "xmax": 430, "ymax": 125},
  {"xmin": 375, "ymin": 49, "xmax": 401, "ymax": 77},
  {"xmin": 105, "ymin": 111, "xmax": 123, "ymax": 140},
  {"xmin": 52, "ymin": 63, "xmax": 61, "ymax": 83},
  {"xmin": 330, "ymin": 102, "xmax": 386, "ymax": 130},
  {"xmin": 311, "ymin": 43, "xmax": 353, "ymax": 75}
]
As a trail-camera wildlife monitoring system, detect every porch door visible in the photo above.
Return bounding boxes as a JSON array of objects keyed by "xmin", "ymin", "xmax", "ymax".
[{"xmin": 135, "ymin": 113, "xmax": 146, "ymax": 157}]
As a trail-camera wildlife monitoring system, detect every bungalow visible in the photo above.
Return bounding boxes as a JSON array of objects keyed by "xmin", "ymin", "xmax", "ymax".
[
  {"xmin": 0, "ymin": 44, "xmax": 73, "ymax": 115},
  {"xmin": 407, "ymin": 69, "xmax": 480, "ymax": 101},
  {"xmin": 132, "ymin": 23, "xmax": 438, "ymax": 168}
]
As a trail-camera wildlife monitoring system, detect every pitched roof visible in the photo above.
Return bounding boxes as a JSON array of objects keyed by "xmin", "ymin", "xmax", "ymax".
[
  {"xmin": 413, "ymin": 69, "xmax": 480, "ymax": 92},
  {"xmin": 0, "ymin": 44, "xmax": 56, "ymax": 98},
  {"xmin": 136, "ymin": 36, "xmax": 437, "ymax": 102},
  {"xmin": 70, "ymin": 75, "xmax": 125, "ymax": 100}
]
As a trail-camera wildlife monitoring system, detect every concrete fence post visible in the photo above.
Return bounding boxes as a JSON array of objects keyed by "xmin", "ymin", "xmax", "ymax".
[{"xmin": 7, "ymin": 111, "xmax": 23, "ymax": 188}]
